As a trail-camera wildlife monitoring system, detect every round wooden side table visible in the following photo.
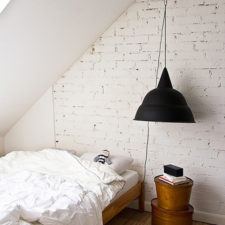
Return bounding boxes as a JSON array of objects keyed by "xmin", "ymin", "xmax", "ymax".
[{"xmin": 152, "ymin": 175, "xmax": 194, "ymax": 225}]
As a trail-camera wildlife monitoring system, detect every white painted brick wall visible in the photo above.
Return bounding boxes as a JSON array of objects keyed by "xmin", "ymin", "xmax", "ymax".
[{"xmin": 54, "ymin": 0, "xmax": 225, "ymax": 217}]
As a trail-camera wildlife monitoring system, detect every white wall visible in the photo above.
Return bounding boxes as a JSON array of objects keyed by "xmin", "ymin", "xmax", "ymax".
[
  {"xmin": 4, "ymin": 0, "xmax": 225, "ymax": 224},
  {"xmin": 0, "ymin": 136, "xmax": 4, "ymax": 155},
  {"xmin": 0, "ymin": 0, "xmax": 133, "ymax": 135},
  {"xmin": 4, "ymin": 88, "xmax": 55, "ymax": 153},
  {"xmin": 53, "ymin": 0, "xmax": 225, "ymax": 224}
]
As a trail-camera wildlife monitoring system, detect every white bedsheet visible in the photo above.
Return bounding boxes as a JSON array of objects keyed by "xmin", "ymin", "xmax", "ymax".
[
  {"xmin": 23, "ymin": 170, "xmax": 139, "ymax": 225},
  {"xmin": 0, "ymin": 149, "xmax": 124, "ymax": 225}
]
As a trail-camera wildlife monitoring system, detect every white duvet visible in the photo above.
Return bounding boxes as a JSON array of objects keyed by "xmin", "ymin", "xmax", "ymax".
[{"xmin": 0, "ymin": 149, "xmax": 125, "ymax": 225}]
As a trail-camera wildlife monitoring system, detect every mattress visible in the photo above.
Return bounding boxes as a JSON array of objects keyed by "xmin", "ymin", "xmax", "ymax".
[
  {"xmin": 23, "ymin": 170, "xmax": 139, "ymax": 225},
  {"xmin": 111, "ymin": 169, "xmax": 139, "ymax": 202}
]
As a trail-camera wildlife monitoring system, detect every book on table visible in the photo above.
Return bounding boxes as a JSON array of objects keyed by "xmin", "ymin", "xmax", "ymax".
[{"xmin": 159, "ymin": 174, "xmax": 188, "ymax": 185}]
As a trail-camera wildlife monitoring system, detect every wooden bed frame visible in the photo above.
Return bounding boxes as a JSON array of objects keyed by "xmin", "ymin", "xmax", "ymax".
[{"xmin": 102, "ymin": 181, "xmax": 145, "ymax": 224}]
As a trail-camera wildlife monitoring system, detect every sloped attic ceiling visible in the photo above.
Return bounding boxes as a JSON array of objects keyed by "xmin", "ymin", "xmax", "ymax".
[{"xmin": 0, "ymin": 0, "xmax": 134, "ymax": 135}]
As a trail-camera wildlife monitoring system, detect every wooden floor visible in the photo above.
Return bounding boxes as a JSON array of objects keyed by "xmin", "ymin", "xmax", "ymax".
[{"xmin": 107, "ymin": 208, "xmax": 212, "ymax": 225}]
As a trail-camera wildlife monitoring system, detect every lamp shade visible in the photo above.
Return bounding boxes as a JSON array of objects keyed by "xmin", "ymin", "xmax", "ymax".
[{"xmin": 134, "ymin": 67, "xmax": 195, "ymax": 123}]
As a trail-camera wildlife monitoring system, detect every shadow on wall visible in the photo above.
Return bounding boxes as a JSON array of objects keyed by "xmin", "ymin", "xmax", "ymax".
[{"xmin": 178, "ymin": 69, "xmax": 213, "ymax": 121}]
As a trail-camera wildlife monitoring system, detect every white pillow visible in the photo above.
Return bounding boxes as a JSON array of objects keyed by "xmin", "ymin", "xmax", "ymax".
[{"xmin": 80, "ymin": 152, "xmax": 133, "ymax": 175}]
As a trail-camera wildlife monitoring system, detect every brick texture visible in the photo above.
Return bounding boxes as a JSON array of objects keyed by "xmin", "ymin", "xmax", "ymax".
[{"xmin": 53, "ymin": 0, "xmax": 225, "ymax": 215}]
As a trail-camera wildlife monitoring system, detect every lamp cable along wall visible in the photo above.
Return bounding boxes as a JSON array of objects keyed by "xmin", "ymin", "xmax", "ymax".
[
  {"xmin": 52, "ymin": 85, "xmax": 57, "ymax": 148},
  {"xmin": 136, "ymin": 0, "xmax": 195, "ymax": 182}
]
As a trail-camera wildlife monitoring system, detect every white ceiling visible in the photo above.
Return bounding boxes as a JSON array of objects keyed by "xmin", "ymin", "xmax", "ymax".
[
  {"xmin": 0, "ymin": 0, "xmax": 10, "ymax": 14},
  {"xmin": 0, "ymin": 0, "xmax": 134, "ymax": 135}
]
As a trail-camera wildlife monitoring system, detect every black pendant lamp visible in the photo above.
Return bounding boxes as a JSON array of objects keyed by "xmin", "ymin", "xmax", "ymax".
[
  {"xmin": 134, "ymin": 0, "xmax": 195, "ymax": 123},
  {"xmin": 135, "ymin": 67, "xmax": 195, "ymax": 122}
]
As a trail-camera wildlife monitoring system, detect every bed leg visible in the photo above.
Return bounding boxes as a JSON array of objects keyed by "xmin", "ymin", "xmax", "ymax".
[{"xmin": 139, "ymin": 181, "xmax": 145, "ymax": 212}]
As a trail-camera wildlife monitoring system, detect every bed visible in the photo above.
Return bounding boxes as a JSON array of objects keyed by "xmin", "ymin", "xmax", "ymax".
[
  {"xmin": 0, "ymin": 149, "xmax": 144, "ymax": 225},
  {"xmin": 25, "ymin": 171, "xmax": 144, "ymax": 225}
]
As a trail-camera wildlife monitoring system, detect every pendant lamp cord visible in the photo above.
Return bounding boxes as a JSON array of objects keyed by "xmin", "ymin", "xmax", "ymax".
[
  {"xmin": 155, "ymin": 0, "xmax": 168, "ymax": 88},
  {"xmin": 52, "ymin": 85, "xmax": 57, "ymax": 148},
  {"xmin": 143, "ymin": 121, "xmax": 150, "ymax": 181},
  {"xmin": 143, "ymin": 0, "xmax": 168, "ymax": 182},
  {"xmin": 164, "ymin": 0, "xmax": 167, "ymax": 68}
]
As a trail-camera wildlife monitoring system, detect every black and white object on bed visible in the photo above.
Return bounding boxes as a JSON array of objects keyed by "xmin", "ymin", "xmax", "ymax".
[
  {"xmin": 94, "ymin": 150, "xmax": 112, "ymax": 165},
  {"xmin": 81, "ymin": 152, "xmax": 134, "ymax": 175}
]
